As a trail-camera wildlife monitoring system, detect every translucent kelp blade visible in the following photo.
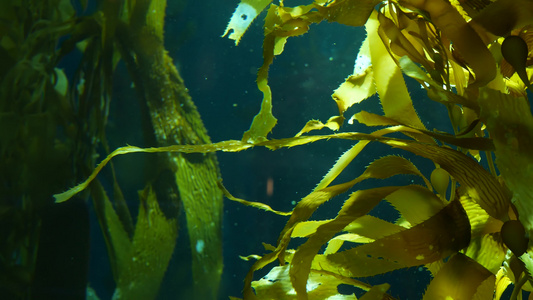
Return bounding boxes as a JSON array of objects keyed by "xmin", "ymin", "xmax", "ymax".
[
  {"xmin": 322, "ymin": 199, "xmax": 469, "ymax": 279},
  {"xmin": 315, "ymin": 0, "xmax": 381, "ymax": 27},
  {"xmin": 459, "ymin": 193, "xmax": 502, "ymax": 238},
  {"xmin": 290, "ymin": 186, "xmax": 403, "ymax": 298},
  {"xmin": 366, "ymin": 10, "xmax": 427, "ymax": 131},
  {"xmin": 242, "ymin": 3, "xmax": 320, "ymax": 143},
  {"xmin": 251, "ymin": 265, "xmax": 360, "ymax": 300},
  {"xmin": 316, "ymin": 126, "xmax": 432, "ymax": 191},
  {"xmin": 494, "ymin": 269, "xmax": 512, "ymax": 300},
  {"xmin": 385, "ymin": 185, "xmax": 446, "ymax": 226},
  {"xmin": 113, "ymin": 185, "xmax": 178, "ymax": 300},
  {"xmin": 478, "ymin": 88, "xmax": 533, "ymax": 229},
  {"xmin": 332, "ymin": 36, "xmax": 376, "ymax": 116},
  {"xmin": 464, "ymin": 234, "xmax": 506, "ymax": 275},
  {"xmin": 382, "ymin": 139, "xmax": 510, "ymax": 220},
  {"xmin": 422, "ymin": 253, "xmax": 494, "ymax": 300},
  {"xmin": 343, "ymin": 215, "xmax": 405, "ymax": 240},
  {"xmin": 222, "ymin": 0, "xmax": 273, "ymax": 45}
]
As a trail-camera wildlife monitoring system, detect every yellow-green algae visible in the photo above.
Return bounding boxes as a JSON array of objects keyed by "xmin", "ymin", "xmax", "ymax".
[{"xmin": 51, "ymin": 0, "xmax": 533, "ymax": 299}]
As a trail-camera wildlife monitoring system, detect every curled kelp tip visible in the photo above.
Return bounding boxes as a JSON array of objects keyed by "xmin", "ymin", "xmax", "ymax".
[
  {"xmin": 501, "ymin": 220, "xmax": 529, "ymax": 257},
  {"xmin": 501, "ymin": 35, "xmax": 531, "ymax": 89}
]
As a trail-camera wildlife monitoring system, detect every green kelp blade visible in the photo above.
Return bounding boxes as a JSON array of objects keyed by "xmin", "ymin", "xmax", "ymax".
[
  {"xmin": 90, "ymin": 180, "xmax": 132, "ymax": 283},
  {"xmin": 400, "ymin": 0, "xmax": 496, "ymax": 87},
  {"xmin": 381, "ymin": 139, "xmax": 510, "ymax": 220},
  {"xmin": 332, "ymin": 36, "xmax": 375, "ymax": 116},
  {"xmin": 464, "ymin": 234, "xmax": 506, "ymax": 275},
  {"xmin": 323, "ymin": 198, "xmax": 470, "ymax": 278},
  {"xmin": 478, "ymin": 88, "xmax": 533, "ymax": 228},
  {"xmin": 422, "ymin": 253, "xmax": 494, "ymax": 300},
  {"xmin": 366, "ymin": 10, "xmax": 428, "ymax": 134},
  {"xmin": 385, "ymin": 185, "xmax": 446, "ymax": 226},
  {"xmin": 113, "ymin": 185, "xmax": 178, "ymax": 300},
  {"xmin": 242, "ymin": 3, "xmax": 317, "ymax": 143},
  {"xmin": 315, "ymin": 0, "xmax": 381, "ymax": 27},
  {"xmin": 252, "ymin": 265, "xmax": 361, "ymax": 300},
  {"xmin": 290, "ymin": 186, "xmax": 402, "ymax": 299}
]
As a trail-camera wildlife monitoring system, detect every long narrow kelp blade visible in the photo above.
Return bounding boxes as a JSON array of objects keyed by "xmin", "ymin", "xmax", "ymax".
[{"xmin": 322, "ymin": 198, "xmax": 470, "ymax": 278}]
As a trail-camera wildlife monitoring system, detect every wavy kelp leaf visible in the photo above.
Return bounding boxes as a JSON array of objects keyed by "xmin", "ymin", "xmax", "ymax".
[
  {"xmin": 385, "ymin": 185, "xmax": 446, "ymax": 226},
  {"xmin": 242, "ymin": 180, "xmax": 358, "ymax": 300},
  {"xmin": 422, "ymin": 253, "xmax": 494, "ymax": 300},
  {"xmin": 494, "ymin": 268, "xmax": 512, "ymax": 300},
  {"xmin": 353, "ymin": 110, "xmax": 495, "ymax": 150},
  {"xmin": 366, "ymin": 10, "xmax": 427, "ymax": 130},
  {"xmin": 382, "ymin": 139, "xmax": 510, "ymax": 220},
  {"xmin": 243, "ymin": 3, "xmax": 324, "ymax": 143},
  {"xmin": 478, "ymin": 88, "xmax": 533, "ymax": 229},
  {"xmin": 54, "ymin": 130, "xmax": 430, "ymax": 202},
  {"xmin": 400, "ymin": 0, "xmax": 496, "ymax": 87},
  {"xmin": 315, "ymin": 126, "xmax": 430, "ymax": 190},
  {"xmin": 113, "ymin": 185, "xmax": 178, "ymax": 300},
  {"xmin": 332, "ymin": 37, "xmax": 376, "ymax": 115},
  {"xmin": 464, "ymin": 234, "xmax": 506, "ymax": 275},
  {"xmin": 219, "ymin": 181, "xmax": 291, "ymax": 216},
  {"xmin": 294, "ymin": 116, "xmax": 343, "ymax": 137},
  {"xmin": 398, "ymin": 56, "xmax": 480, "ymax": 111},
  {"xmin": 315, "ymin": 0, "xmax": 381, "ymax": 27},
  {"xmin": 290, "ymin": 186, "xmax": 402, "ymax": 298},
  {"xmin": 251, "ymin": 265, "xmax": 358, "ymax": 300},
  {"xmin": 222, "ymin": 0, "xmax": 273, "ymax": 45},
  {"xmin": 459, "ymin": 192, "xmax": 502, "ymax": 238},
  {"xmin": 344, "ymin": 215, "xmax": 405, "ymax": 239},
  {"xmin": 321, "ymin": 198, "xmax": 469, "ymax": 279}
]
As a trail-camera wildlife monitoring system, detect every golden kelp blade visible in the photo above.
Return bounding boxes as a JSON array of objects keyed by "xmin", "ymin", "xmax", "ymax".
[
  {"xmin": 323, "ymin": 198, "xmax": 470, "ymax": 277},
  {"xmin": 315, "ymin": 0, "xmax": 381, "ymax": 27},
  {"xmin": 289, "ymin": 186, "xmax": 403, "ymax": 298},
  {"xmin": 366, "ymin": 10, "xmax": 427, "ymax": 130},
  {"xmin": 382, "ymin": 139, "xmax": 510, "ymax": 220},
  {"xmin": 422, "ymin": 253, "xmax": 494, "ymax": 299},
  {"xmin": 251, "ymin": 265, "xmax": 360, "ymax": 299},
  {"xmin": 478, "ymin": 88, "xmax": 533, "ymax": 229},
  {"xmin": 400, "ymin": 0, "xmax": 496, "ymax": 86}
]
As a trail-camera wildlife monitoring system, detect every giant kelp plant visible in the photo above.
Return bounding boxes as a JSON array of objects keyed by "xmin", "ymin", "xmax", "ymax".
[
  {"xmin": 18, "ymin": 0, "xmax": 533, "ymax": 299},
  {"xmin": 1, "ymin": 0, "xmax": 222, "ymax": 299},
  {"xmin": 58, "ymin": 0, "xmax": 533, "ymax": 299}
]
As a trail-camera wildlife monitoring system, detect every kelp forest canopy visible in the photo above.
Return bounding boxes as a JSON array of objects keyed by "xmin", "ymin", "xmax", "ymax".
[{"xmin": 3, "ymin": 0, "xmax": 533, "ymax": 299}]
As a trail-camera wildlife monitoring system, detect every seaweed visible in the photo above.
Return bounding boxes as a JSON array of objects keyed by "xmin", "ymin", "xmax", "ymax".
[
  {"xmin": 2, "ymin": 0, "xmax": 222, "ymax": 299},
  {"xmin": 9, "ymin": 0, "xmax": 533, "ymax": 299}
]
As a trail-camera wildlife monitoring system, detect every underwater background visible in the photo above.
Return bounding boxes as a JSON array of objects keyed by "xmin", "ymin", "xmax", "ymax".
[{"xmin": 4, "ymin": 0, "xmax": 532, "ymax": 299}]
